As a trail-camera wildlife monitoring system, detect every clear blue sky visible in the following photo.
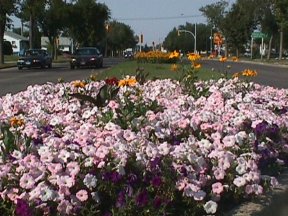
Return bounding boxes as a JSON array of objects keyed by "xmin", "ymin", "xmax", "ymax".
[{"xmin": 12, "ymin": 0, "xmax": 235, "ymax": 45}]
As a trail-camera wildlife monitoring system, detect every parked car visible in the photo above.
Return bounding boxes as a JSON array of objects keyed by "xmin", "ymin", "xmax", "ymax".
[
  {"xmin": 70, "ymin": 47, "xmax": 103, "ymax": 69},
  {"xmin": 17, "ymin": 49, "xmax": 52, "ymax": 70}
]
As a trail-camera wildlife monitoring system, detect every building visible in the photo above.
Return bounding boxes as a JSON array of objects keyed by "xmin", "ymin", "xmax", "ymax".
[
  {"xmin": 4, "ymin": 31, "xmax": 29, "ymax": 55},
  {"xmin": 41, "ymin": 36, "xmax": 74, "ymax": 53}
]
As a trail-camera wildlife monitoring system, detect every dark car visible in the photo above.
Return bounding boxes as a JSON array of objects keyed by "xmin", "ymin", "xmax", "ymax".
[
  {"xmin": 17, "ymin": 49, "xmax": 52, "ymax": 70},
  {"xmin": 124, "ymin": 51, "xmax": 133, "ymax": 59},
  {"xmin": 70, "ymin": 47, "xmax": 103, "ymax": 69}
]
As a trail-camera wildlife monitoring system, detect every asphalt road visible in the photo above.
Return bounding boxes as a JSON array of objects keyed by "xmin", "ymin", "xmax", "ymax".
[
  {"xmin": 201, "ymin": 59, "xmax": 288, "ymax": 89},
  {"xmin": 0, "ymin": 57, "xmax": 124, "ymax": 97},
  {"xmin": 0, "ymin": 58, "xmax": 287, "ymax": 97}
]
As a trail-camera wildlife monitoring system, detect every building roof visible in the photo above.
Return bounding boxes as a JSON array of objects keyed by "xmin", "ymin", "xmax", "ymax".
[
  {"xmin": 41, "ymin": 36, "xmax": 73, "ymax": 46},
  {"xmin": 4, "ymin": 31, "xmax": 28, "ymax": 41}
]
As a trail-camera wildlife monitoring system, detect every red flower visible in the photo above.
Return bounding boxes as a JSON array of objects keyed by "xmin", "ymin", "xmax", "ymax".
[{"xmin": 105, "ymin": 77, "xmax": 119, "ymax": 86}]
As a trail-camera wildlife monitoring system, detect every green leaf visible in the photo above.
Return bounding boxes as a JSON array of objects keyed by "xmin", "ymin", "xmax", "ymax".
[{"xmin": 69, "ymin": 93, "xmax": 99, "ymax": 105}]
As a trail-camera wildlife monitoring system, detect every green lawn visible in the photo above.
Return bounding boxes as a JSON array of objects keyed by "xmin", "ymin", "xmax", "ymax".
[{"xmin": 96, "ymin": 60, "xmax": 225, "ymax": 81}]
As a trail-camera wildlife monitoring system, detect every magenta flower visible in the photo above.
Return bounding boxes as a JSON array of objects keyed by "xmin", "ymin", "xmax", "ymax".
[
  {"xmin": 15, "ymin": 199, "xmax": 32, "ymax": 216},
  {"xmin": 136, "ymin": 190, "xmax": 149, "ymax": 207}
]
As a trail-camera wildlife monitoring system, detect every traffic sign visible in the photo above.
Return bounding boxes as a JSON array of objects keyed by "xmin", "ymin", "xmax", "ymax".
[{"xmin": 251, "ymin": 32, "xmax": 268, "ymax": 39}]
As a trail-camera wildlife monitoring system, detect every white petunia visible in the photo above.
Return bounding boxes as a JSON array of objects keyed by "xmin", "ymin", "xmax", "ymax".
[
  {"xmin": 203, "ymin": 200, "xmax": 218, "ymax": 214},
  {"xmin": 83, "ymin": 174, "xmax": 97, "ymax": 189}
]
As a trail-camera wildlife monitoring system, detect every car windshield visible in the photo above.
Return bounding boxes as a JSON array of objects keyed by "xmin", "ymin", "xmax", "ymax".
[
  {"xmin": 75, "ymin": 48, "xmax": 98, "ymax": 55},
  {"xmin": 25, "ymin": 50, "xmax": 42, "ymax": 56}
]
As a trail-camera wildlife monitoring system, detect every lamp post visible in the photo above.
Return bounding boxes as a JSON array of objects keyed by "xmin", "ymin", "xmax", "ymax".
[
  {"xmin": 178, "ymin": 23, "xmax": 197, "ymax": 53},
  {"xmin": 210, "ymin": 28, "xmax": 213, "ymax": 55},
  {"xmin": 209, "ymin": 25, "xmax": 215, "ymax": 55}
]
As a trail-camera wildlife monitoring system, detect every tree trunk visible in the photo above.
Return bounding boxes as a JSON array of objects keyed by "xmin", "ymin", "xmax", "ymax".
[
  {"xmin": 224, "ymin": 41, "xmax": 228, "ymax": 57},
  {"xmin": 279, "ymin": 24, "xmax": 283, "ymax": 60},
  {"xmin": 0, "ymin": 17, "xmax": 6, "ymax": 65},
  {"xmin": 29, "ymin": 14, "xmax": 35, "ymax": 49},
  {"xmin": 267, "ymin": 35, "xmax": 273, "ymax": 60}
]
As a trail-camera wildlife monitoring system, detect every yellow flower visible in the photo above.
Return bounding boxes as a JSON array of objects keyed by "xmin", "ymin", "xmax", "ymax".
[
  {"xmin": 118, "ymin": 78, "xmax": 137, "ymax": 87},
  {"xmin": 193, "ymin": 62, "xmax": 201, "ymax": 69},
  {"xmin": 187, "ymin": 53, "xmax": 201, "ymax": 62},
  {"xmin": 219, "ymin": 56, "xmax": 227, "ymax": 62},
  {"xmin": 232, "ymin": 56, "xmax": 238, "ymax": 62},
  {"xmin": 169, "ymin": 50, "xmax": 180, "ymax": 59},
  {"xmin": 242, "ymin": 69, "xmax": 257, "ymax": 77},
  {"xmin": 73, "ymin": 81, "xmax": 86, "ymax": 88},
  {"xmin": 208, "ymin": 54, "xmax": 215, "ymax": 59},
  {"xmin": 171, "ymin": 64, "xmax": 179, "ymax": 71},
  {"xmin": 232, "ymin": 72, "xmax": 240, "ymax": 78},
  {"xmin": 10, "ymin": 117, "xmax": 24, "ymax": 127}
]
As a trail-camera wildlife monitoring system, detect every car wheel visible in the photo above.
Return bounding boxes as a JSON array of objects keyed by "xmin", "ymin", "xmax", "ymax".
[
  {"xmin": 48, "ymin": 63, "xmax": 52, "ymax": 69},
  {"xmin": 18, "ymin": 67, "xmax": 23, "ymax": 70},
  {"xmin": 40, "ymin": 64, "xmax": 45, "ymax": 69}
]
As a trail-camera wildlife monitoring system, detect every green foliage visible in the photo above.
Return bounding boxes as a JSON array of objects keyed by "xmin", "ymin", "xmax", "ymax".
[
  {"xmin": 67, "ymin": 0, "xmax": 110, "ymax": 46},
  {"xmin": 0, "ymin": 124, "xmax": 16, "ymax": 161},
  {"xmin": 3, "ymin": 40, "xmax": 13, "ymax": 55},
  {"xmin": 199, "ymin": 0, "xmax": 229, "ymax": 30},
  {"xmin": 106, "ymin": 20, "xmax": 138, "ymax": 52},
  {"xmin": 180, "ymin": 65, "xmax": 210, "ymax": 99},
  {"xmin": 135, "ymin": 66, "xmax": 149, "ymax": 85},
  {"xmin": 163, "ymin": 23, "xmax": 211, "ymax": 52},
  {"xmin": 69, "ymin": 84, "xmax": 119, "ymax": 107}
]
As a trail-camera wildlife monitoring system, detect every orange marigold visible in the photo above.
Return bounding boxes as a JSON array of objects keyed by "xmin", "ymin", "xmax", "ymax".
[
  {"xmin": 171, "ymin": 64, "xmax": 179, "ymax": 71},
  {"xmin": 187, "ymin": 53, "xmax": 201, "ymax": 62},
  {"xmin": 73, "ymin": 81, "xmax": 86, "ymax": 88},
  {"xmin": 193, "ymin": 62, "xmax": 201, "ymax": 69},
  {"xmin": 219, "ymin": 56, "xmax": 227, "ymax": 62},
  {"xmin": 10, "ymin": 117, "xmax": 24, "ymax": 127},
  {"xmin": 242, "ymin": 69, "xmax": 257, "ymax": 77},
  {"xmin": 118, "ymin": 78, "xmax": 137, "ymax": 87}
]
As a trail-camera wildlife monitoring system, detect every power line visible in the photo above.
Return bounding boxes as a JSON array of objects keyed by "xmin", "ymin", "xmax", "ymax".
[{"xmin": 113, "ymin": 14, "xmax": 203, "ymax": 21}]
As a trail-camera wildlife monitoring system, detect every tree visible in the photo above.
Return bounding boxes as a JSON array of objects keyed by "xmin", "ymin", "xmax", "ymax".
[
  {"xmin": 163, "ymin": 23, "xmax": 211, "ymax": 53},
  {"xmin": 105, "ymin": 20, "xmax": 137, "ymax": 56},
  {"xmin": 17, "ymin": 0, "xmax": 46, "ymax": 49},
  {"xmin": 0, "ymin": 0, "xmax": 17, "ymax": 64},
  {"xmin": 255, "ymin": 0, "xmax": 279, "ymax": 59},
  {"xmin": 37, "ymin": 0, "xmax": 68, "ymax": 59},
  {"xmin": 67, "ymin": 0, "xmax": 110, "ymax": 47},
  {"xmin": 274, "ymin": 0, "xmax": 288, "ymax": 59},
  {"xmin": 200, "ymin": 0, "xmax": 230, "ymax": 56},
  {"xmin": 222, "ymin": 0, "xmax": 258, "ymax": 56},
  {"xmin": 199, "ymin": 0, "xmax": 229, "ymax": 32}
]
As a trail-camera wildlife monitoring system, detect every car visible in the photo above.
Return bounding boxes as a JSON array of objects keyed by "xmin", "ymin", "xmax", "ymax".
[
  {"xmin": 70, "ymin": 47, "xmax": 103, "ymax": 69},
  {"xmin": 17, "ymin": 49, "xmax": 52, "ymax": 70},
  {"xmin": 124, "ymin": 51, "xmax": 133, "ymax": 59}
]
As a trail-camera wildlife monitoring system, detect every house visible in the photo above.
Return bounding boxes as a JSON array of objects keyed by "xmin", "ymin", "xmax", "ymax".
[
  {"xmin": 41, "ymin": 36, "xmax": 74, "ymax": 53},
  {"xmin": 4, "ymin": 31, "xmax": 29, "ymax": 55}
]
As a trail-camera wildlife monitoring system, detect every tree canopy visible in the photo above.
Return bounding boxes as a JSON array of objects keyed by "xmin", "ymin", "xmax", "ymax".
[{"xmin": 0, "ymin": 0, "xmax": 17, "ymax": 64}]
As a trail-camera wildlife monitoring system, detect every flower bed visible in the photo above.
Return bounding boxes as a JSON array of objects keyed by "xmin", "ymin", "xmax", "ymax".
[
  {"xmin": 0, "ymin": 76, "xmax": 288, "ymax": 215},
  {"xmin": 135, "ymin": 51, "xmax": 179, "ymax": 64}
]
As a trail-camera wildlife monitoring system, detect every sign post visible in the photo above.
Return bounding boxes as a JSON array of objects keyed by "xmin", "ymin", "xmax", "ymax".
[{"xmin": 251, "ymin": 32, "xmax": 268, "ymax": 60}]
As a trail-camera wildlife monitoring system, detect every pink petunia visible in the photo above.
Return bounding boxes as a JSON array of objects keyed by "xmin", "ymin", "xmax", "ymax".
[
  {"xmin": 19, "ymin": 174, "xmax": 35, "ymax": 189},
  {"xmin": 212, "ymin": 182, "xmax": 224, "ymax": 194},
  {"xmin": 76, "ymin": 190, "xmax": 88, "ymax": 202}
]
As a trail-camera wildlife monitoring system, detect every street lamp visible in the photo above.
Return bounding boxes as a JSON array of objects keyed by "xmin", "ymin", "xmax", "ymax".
[
  {"xmin": 209, "ymin": 25, "xmax": 215, "ymax": 55},
  {"xmin": 177, "ymin": 23, "xmax": 197, "ymax": 53}
]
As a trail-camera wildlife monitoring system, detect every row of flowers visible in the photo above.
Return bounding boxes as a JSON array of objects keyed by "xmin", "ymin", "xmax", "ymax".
[
  {"xmin": 135, "ymin": 50, "xmax": 241, "ymax": 65},
  {"xmin": 0, "ymin": 66, "xmax": 287, "ymax": 215}
]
